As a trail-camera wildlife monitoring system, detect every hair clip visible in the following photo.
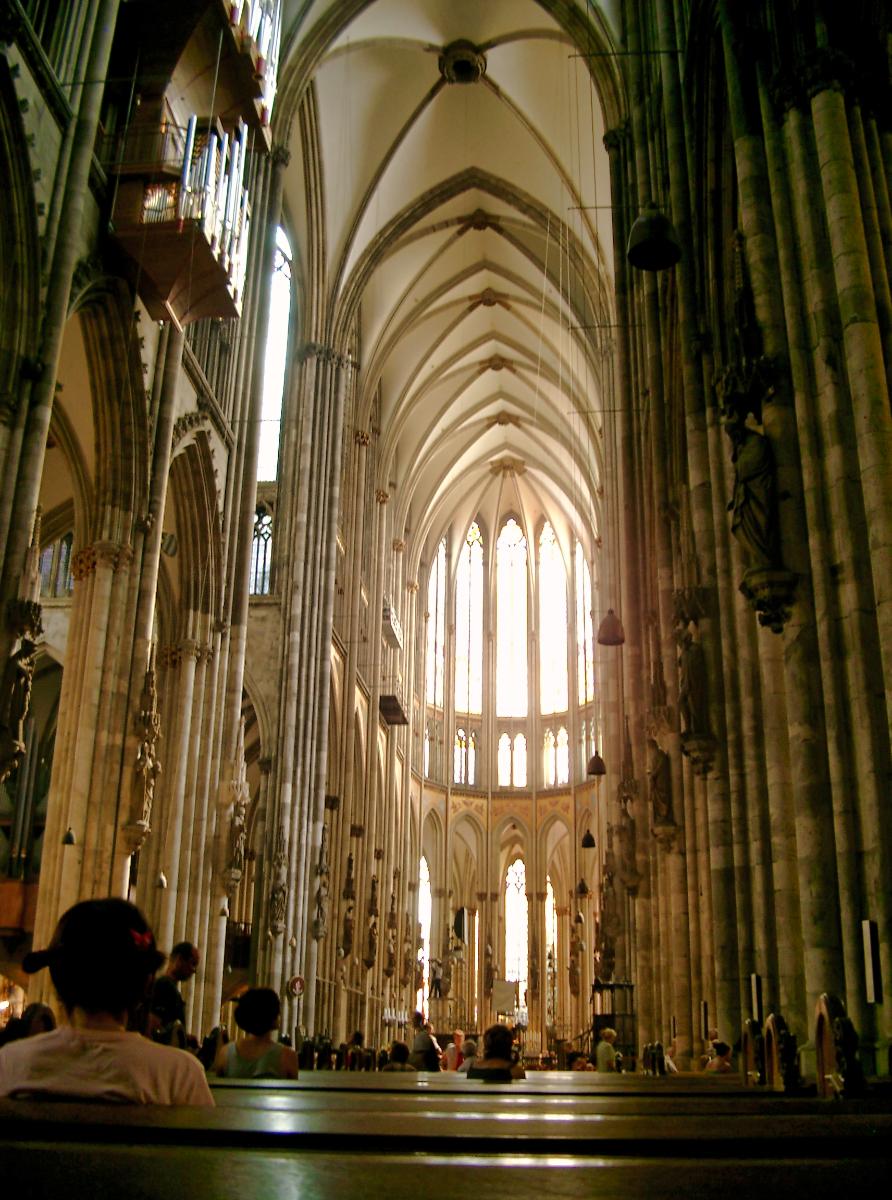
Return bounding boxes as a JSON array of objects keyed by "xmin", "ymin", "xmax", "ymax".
[{"xmin": 130, "ymin": 929, "xmax": 154, "ymax": 950}]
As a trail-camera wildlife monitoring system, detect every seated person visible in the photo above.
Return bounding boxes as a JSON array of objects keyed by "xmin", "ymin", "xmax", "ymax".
[
  {"xmin": 380, "ymin": 1040, "xmax": 416, "ymax": 1072},
  {"xmin": 456, "ymin": 1038, "xmax": 477, "ymax": 1073},
  {"xmin": 567, "ymin": 1050, "xmax": 595, "ymax": 1071},
  {"xmin": 0, "ymin": 898, "xmax": 213, "ymax": 1105},
  {"xmin": 214, "ymin": 987, "xmax": 298, "ymax": 1079},
  {"xmin": 467, "ymin": 1024, "xmax": 525, "ymax": 1081},
  {"xmin": 0, "ymin": 1002, "xmax": 56, "ymax": 1047},
  {"xmin": 595, "ymin": 1027, "xmax": 618, "ymax": 1072},
  {"xmin": 705, "ymin": 1040, "xmax": 733, "ymax": 1073}
]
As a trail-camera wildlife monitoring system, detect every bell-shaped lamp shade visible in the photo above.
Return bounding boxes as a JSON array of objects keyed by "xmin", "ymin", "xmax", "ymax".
[
  {"xmin": 581, "ymin": 828, "xmax": 596, "ymax": 849},
  {"xmin": 62, "ymin": 827, "xmax": 76, "ymax": 846},
  {"xmin": 574, "ymin": 910, "xmax": 585, "ymax": 925},
  {"xmin": 587, "ymin": 751, "xmax": 606, "ymax": 777},
  {"xmin": 626, "ymin": 204, "xmax": 682, "ymax": 271},
  {"xmin": 597, "ymin": 608, "xmax": 625, "ymax": 645},
  {"xmin": 575, "ymin": 877, "xmax": 590, "ymax": 898}
]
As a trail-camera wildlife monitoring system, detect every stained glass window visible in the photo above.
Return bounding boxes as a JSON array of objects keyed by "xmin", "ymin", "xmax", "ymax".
[
  {"xmin": 417, "ymin": 855, "xmax": 432, "ymax": 1013},
  {"xmin": 498, "ymin": 733, "xmax": 512, "ymax": 786},
  {"xmin": 426, "ymin": 537, "xmax": 447, "ymax": 706},
  {"xmin": 575, "ymin": 542, "xmax": 595, "ymax": 704},
  {"xmin": 556, "ymin": 726, "xmax": 570, "ymax": 785},
  {"xmin": 505, "ymin": 858, "xmax": 528, "ymax": 1009},
  {"xmin": 455, "ymin": 521, "xmax": 483, "ymax": 714},
  {"xmin": 39, "ymin": 532, "xmax": 74, "ymax": 598},
  {"xmin": 496, "ymin": 519, "xmax": 527, "ymax": 717},
  {"xmin": 513, "ymin": 733, "xmax": 527, "ymax": 787},
  {"xmin": 543, "ymin": 728, "xmax": 556, "ymax": 787},
  {"xmin": 539, "ymin": 523, "xmax": 568, "ymax": 714},
  {"xmin": 545, "ymin": 876, "xmax": 557, "ymax": 1026},
  {"xmin": 257, "ymin": 226, "xmax": 292, "ymax": 481},
  {"xmin": 454, "ymin": 728, "xmax": 467, "ymax": 784},
  {"xmin": 250, "ymin": 505, "xmax": 273, "ymax": 594}
]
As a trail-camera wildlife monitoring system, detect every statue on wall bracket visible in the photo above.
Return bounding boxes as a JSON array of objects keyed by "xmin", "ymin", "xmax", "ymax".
[
  {"xmin": 715, "ymin": 232, "xmax": 797, "ymax": 634},
  {"xmin": 673, "ymin": 589, "xmax": 717, "ymax": 775}
]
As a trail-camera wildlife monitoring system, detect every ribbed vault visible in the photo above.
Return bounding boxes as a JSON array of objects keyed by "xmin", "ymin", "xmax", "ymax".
[{"xmin": 276, "ymin": 0, "xmax": 622, "ymax": 575}]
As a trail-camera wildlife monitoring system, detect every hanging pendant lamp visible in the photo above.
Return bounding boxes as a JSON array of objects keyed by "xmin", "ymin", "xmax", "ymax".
[
  {"xmin": 587, "ymin": 750, "xmax": 606, "ymax": 777},
  {"xmin": 626, "ymin": 203, "xmax": 682, "ymax": 271},
  {"xmin": 575, "ymin": 878, "xmax": 590, "ymax": 898},
  {"xmin": 581, "ymin": 828, "xmax": 597, "ymax": 849},
  {"xmin": 597, "ymin": 608, "xmax": 625, "ymax": 645}
]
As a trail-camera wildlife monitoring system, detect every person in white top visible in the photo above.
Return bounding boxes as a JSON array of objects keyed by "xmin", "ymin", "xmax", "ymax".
[{"xmin": 0, "ymin": 898, "xmax": 213, "ymax": 1106}]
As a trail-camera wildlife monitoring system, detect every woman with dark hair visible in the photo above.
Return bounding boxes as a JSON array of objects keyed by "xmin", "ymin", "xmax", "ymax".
[
  {"xmin": 0, "ymin": 898, "xmax": 213, "ymax": 1104},
  {"xmin": 467, "ymin": 1024, "xmax": 525, "ymax": 1081},
  {"xmin": 214, "ymin": 987, "xmax": 298, "ymax": 1079}
]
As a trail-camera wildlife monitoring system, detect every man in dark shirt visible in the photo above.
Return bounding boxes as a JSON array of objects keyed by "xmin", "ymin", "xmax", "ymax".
[{"xmin": 149, "ymin": 942, "xmax": 200, "ymax": 1043}]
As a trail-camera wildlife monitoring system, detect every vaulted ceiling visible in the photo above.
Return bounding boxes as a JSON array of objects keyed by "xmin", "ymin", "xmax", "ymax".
[{"xmin": 276, "ymin": 1, "xmax": 624, "ymax": 587}]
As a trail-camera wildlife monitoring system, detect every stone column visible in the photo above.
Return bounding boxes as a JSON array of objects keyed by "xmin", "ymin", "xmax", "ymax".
[
  {"xmin": 0, "ymin": 0, "xmax": 120, "ymax": 665},
  {"xmin": 719, "ymin": 2, "xmax": 845, "ymax": 1028}
]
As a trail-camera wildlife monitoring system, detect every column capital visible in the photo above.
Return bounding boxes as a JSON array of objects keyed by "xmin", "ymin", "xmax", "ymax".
[
  {"xmin": 375, "ymin": 489, "xmax": 390, "ymax": 505},
  {"xmin": 354, "ymin": 429, "xmax": 371, "ymax": 446}
]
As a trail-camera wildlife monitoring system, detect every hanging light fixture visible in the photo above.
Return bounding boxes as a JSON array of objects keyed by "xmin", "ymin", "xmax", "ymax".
[
  {"xmin": 626, "ymin": 203, "xmax": 682, "ymax": 271},
  {"xmin": 597, "ymin": 608, "xmax": 625, "ymax": 645},
  {"xmin": 62, "ymin": 827, "xmax": 76, "ymax": 846},
  {"xmin": 581, "ymin": 828, "xmax": 596, "ymax": 849},
  {"xmin": 575, "ymin": 878, "xmax": 590, "ymax": 898},
  {"xmin": 587, "ymin": 750, "xmax": 606, "ymax": 777},
  {"xmin": 574, "ymin": 910, "xmax": 585, "ymax": 925}
]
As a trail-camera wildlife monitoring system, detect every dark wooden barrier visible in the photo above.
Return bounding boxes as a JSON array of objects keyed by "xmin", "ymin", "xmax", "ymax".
[
  {"xmin": 741, "ymin": 1018, "xmax": 765, "ymax": 1086},
  {"xmin": 814, "ymin": 993, "xmax": 867, "ymax": 1098},
  {"xmin": 3, "ymin": 1068, "xmax": 891, "ymax": 1199}
]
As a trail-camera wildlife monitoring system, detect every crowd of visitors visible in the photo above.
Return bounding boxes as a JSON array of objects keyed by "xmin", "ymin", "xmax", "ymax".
[{"xmin": 0, "ymin": 898, "xmax": 737, "ymax": 1105}]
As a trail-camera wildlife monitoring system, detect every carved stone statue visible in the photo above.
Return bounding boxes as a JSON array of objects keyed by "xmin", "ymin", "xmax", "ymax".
[
  {"xmin": 0, "ymin": 638, "xmax": 36, "ymax": 781},
  {"xmin": 568, "ymin": 944, "xmax": 580, "ymax": 997},
  {"xmin": 617, "ymin": 800, "xmax": 639, "ymax": 889},
  {"xmin": 647, "ymin": 737, "xmax": 672, "ymax": 824},
  {"xmin": 313, "ymin": 873, "xmax": 329, "ymax": 941},
  {"xmin": 368, "ymin": 874, "xmax": 379, "ymax": 917},
  {"xmin": 269, "ymin": 881, "xmax": 287, "ymax": 934},
  {"xmin": 677, "ymin": 622, "xmax": 709, "ymax": 735},
  {"xmin": 529, "ymin": 938, "xmax": 540, "ymax": 999},
  {"xmin": 726, "ymin": 412, "xmax": 779, "ymax": 569},
  {"xmin": 400, "ymin": 922, "xmax": 413, "ymax": 987},
  {"xmin": 341, "ymin": 900, "xmax": 355, "ymax": 955},
  {"xmin": 268, "ymin": 825, "xmax": 288, "ymax": 936},
  {"xmin": 363, "ymin": 916, "xmax": 378, "ymax": 969},
  {"xmin": 383, "ymin": 927, "xmax": 396, "ymax": 978},
  {"xmin": 484, "ymin": 942, "xmax": 494, "ymax": 994},
  {"xmin": 439, "ymin": 954, "xmax": 452, "ymax": 999},
  {"xmin": 342, "ymin": 852, "xmax": 355, "ymax": 900}
]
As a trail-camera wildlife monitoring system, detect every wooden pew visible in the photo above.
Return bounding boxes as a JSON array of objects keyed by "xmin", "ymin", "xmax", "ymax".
[{"xmin": 2, "ymin": 1085, "xmax": 890, "ymax": 1199}]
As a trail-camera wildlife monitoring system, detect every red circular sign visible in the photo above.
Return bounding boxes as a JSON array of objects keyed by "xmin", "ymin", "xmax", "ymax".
[{"xmin": 288, "ymin": 975, "xmax": 305, "ymax": 997}]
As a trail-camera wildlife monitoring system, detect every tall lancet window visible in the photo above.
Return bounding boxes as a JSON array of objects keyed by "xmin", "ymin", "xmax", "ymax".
[
  {"xmin": 505, "ymin": 858, "xmax": 528, "ymax": 1012},
  {"xmin": 575, "ymin": 542, "xmax": 595, "ymax": 704},
  {"xmin": 556, "ymin": 726, "xmax": 570, "ymax": 785},
  {"xmin": 257, "ymin": 225, "xmax": 292, "ymax": 481},
  {"xmin": 417, "ymin": 855, "xmax": 432, "ymax": 1013},
  {"xmin": 539, "ymin": 522, "xmax": 568, "ymax": 714},
  {"xmin": 496, "ymin": 519, "xmax": 527, "ymax": 718},
  {"xmin": 426, "ymin": 537, "xmax": 447, "ymax": 707},
  {"xmin": 545, "ymin": 876, "xmax": 558, "ymax": 1026},
  {"xmin": 455, "ymin": 521, "xmax": 483, "ymax": 715}
]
